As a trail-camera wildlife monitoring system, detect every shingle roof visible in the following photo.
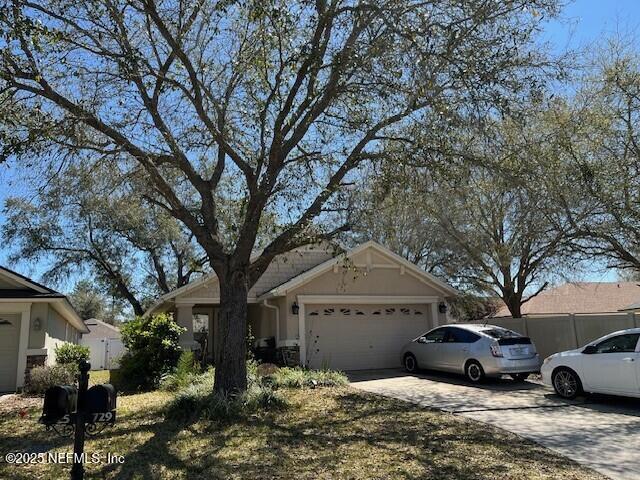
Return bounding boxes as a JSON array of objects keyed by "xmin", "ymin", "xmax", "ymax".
[
  {"xmin": 83, "ymin": 318, "xmax": 121, "ymax": 339},
  {"xmin": 494, "ymin": 282, "xmax": 640, "ymax": 317},
  {"xmin": 0, "ymin": 289, "xmax": 65, "ymax": 299}
]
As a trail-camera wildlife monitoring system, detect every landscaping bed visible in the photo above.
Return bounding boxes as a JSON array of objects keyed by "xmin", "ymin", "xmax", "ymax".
[{"xmin": 0, "ymin": 383, "xmax": 603, "ymax": 479}]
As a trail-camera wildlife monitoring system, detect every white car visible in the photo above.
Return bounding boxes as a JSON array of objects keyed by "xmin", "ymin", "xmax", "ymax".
[{"xmin": 541, "ymin": 328, "xmax": 640, "ymax": 399}]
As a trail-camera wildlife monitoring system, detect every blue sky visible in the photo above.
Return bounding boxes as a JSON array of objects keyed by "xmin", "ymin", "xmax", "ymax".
[{"xmin": 1, "ymin": 0, "xmax": 639, "ymax": 289}]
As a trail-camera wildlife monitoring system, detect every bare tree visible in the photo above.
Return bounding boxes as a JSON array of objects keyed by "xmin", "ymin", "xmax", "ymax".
[{"xmin": 0, "ymin": 0, "xmax": 560, "ymax": 393}]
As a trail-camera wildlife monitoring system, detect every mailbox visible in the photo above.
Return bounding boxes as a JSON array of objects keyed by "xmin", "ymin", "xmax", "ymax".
[
  {"xmin": 40, "ymin": 385, "xmax": 77, "ymax": 425},
  {"xmin": 86, "ymin": 384, "xmax": 117, "ymax": 415}
]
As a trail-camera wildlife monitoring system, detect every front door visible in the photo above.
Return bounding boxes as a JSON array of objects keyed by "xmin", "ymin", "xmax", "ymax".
[{"xmin": 581, "ymin": 333, "xmax": 640, "ymax": 394}]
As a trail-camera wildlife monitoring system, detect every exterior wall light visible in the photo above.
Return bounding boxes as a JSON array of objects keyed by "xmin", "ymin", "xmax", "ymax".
[
  {"xmin": 33, "ymin": 317, "xmax": 42, "ymax": 331},
  {"xmin": 438, "ymin": 302, "xmax": 448, "ymax": 314},
  {"xmin": 291, "ymin": 302, "xmax": 300, "ymax": 315}
]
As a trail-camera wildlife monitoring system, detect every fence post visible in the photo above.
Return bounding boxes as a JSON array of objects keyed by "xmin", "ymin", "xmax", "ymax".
[
  {"xmin": 569, "ymin": 314, "xmax": 580, "ymax": 349},
  {"xmin": 521, "ymin": 317, "xmax": 529, "ymax": 336}
]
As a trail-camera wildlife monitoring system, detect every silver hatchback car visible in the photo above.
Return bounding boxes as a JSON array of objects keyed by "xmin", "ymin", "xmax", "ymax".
[{"xmin": 400, "ymin": 324, "xmax": 541, "ymax": 383}]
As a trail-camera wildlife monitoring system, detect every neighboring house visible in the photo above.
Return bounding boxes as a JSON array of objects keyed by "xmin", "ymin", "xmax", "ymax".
[
  {"xmin": 80, "ymin": 319, "xmax": 124, "ymax": 371},
  {"xmin": 146, "ymin": 241, "xmax": 459, "ymax": 371},
  {"xmin": 489, "ymin": 282, "xmax": 640, "ymax": 360},
  {"xmin": 494, "ymin": 282, "xmax": 640, "ymax": 317},
  {"xmin": 82, "ymin": 318, "xmax": 121, "ymax": 341},
  {"xmin": 0, "ymin": 266, "xmax": 87, "ymax": 392}
]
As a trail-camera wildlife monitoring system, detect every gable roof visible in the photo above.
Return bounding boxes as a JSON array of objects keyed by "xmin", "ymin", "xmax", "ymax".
[
  {"xmin": 0, "ymin": 266, "xmax": 57, "ymax": 294},
  {"xmin": 0, "ymin": 266, "xmax": 88, "ymax": 333},
  {"xmin": 260, "ymin": 241, "xmax": 459, "ymax": 298},
  {"xmin": 83, "ymin": 318, "xmax": 121, "ymax": 338},
  {"xmin": 494, "ymin": 282, "xmax": 640, "ymax": 317},
  {"xmin": 145, "ymin": 241, "xmax": 458, "ymax": 315},
  {"xmin": 144, "ymin": 244, "xmax": 335, "ymax": 315}
]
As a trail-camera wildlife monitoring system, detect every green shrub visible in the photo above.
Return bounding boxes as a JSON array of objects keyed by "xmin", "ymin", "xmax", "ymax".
[
  {"xmin": 118, "ymin": 313, "xmax": 185, "ymax": 391},
  {"xmin": 54, "ymin": 343, "xmax": 90, "ymax": 366},
  {"xmin": 26, "ymin": 364, "xmax": 76, "ymax": 394},
  {"xmin": 166, "ymin": 366, "xmax": 287, "ymax": 421},
  {"xmin": 270, "ymin": 367, "xmax": 348, "ymax": 389},
  {"xmin": 160, "ymin": 351, "xmax": 201, "ymax": 392}
]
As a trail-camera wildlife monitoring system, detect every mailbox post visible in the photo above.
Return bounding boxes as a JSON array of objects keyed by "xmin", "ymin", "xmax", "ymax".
[
  {"xmin": 70, "ymin": 360, "xmax": 90, "ymax": 480},
  {"xmin": 39, "ymin": 359, "xmax": 117, "ymax": 480}
]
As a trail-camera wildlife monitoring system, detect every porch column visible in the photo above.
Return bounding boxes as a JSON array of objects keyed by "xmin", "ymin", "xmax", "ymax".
[
  {"xmin": 175, "ymin": 303, "xmax": 196, "ymax": 351},
  {"xmin": 431, "ymin": 302, "xmax": 440, "ymax": 327}
]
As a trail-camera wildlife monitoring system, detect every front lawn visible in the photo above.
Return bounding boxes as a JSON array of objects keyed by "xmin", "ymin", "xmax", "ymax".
[{"xmin": 0, "ymin": 384, "xmax": 602, "ymax": 479}]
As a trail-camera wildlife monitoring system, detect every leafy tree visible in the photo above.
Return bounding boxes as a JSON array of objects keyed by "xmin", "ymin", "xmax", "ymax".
[
  {"xmin": 0, "ymin": 0, "xmax": 561, "ymax": 393},
  {"xmin": 68, "ymin": 280, "xmax": 108, "ymax": 320},
  {"xmin": 3, "ymin": 161, "xmax": 207, "ymax": 316},
  {"xmin": 67, "ymin": 279, "xmax": 127, "ymax": 323},
  {"xmin": 545, "ymin": 44, "xmax": 640, "ymax": 276}
]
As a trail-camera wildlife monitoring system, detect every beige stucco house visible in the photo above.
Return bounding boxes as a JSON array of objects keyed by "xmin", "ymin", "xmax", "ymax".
[
  {"xmin": 146, "ymin": 241, "xmax": 458, "ymax": 371},
  {"xmin": 0, "ymin": 266, "xmax": 87, "ymax": 392}
]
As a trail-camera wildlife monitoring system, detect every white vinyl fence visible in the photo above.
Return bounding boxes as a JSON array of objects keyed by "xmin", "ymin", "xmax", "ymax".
[
  {"xmin": 476, "ymin": 312, "xmax": 640, "ymax": 360},
  {"xmin": 80, "ymin": 337, "xmax": 125, "ymax": 370}
]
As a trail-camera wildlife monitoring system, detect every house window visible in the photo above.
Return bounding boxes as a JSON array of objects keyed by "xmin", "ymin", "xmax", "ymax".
[
  {"xmin": 340, "ymin": 308, "xmax": 351, "ymax": 315},
  {"xmin": 372, "ymin": 309, "xmax": 382, "ymax": 315},
  {"xmin": 323, "ymin": 308, "xmax": 335, "ymax": 316},
  {"xmin": 385, "ymin": 308, "xmax": 396, "ymax": 315},
  {"xmin": 309, "ymin": 310, "xmax": 319, "ymax": 316},
  {"xmin": 400, "ymin": 308, "xmax": 411, "ymax": 315},
  {"xmin": 354, "ymin": 309, "xmax": 365, "ymax": 315},
  {"xmin": 414, "ymin": 310, "xmax": 423, "ymax": 315}
]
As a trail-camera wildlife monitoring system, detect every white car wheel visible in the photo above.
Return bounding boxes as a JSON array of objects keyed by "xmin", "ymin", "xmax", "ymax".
[{"xmin": 552, "ymin": 368, "xmax": 582, "ymax": 399}]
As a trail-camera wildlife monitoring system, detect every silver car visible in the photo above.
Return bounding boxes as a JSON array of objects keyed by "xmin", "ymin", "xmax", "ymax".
[{"xmin": 400, "ymin": 324, "xmax": 541, "ymax": 383}]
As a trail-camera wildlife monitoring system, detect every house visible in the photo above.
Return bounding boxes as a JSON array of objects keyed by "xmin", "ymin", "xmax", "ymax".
[
  {"xmin": 82, "ymin": 318, "xmax": 121, "ymax": 341},
  {"xmin": 80, "ymin": 319, "xmax": 125, "ymax": 371},
  {"xmin": 494, "ymin": 282, "xmax": 640, "ymax": 317},
  {"xmin": 0, "ymin": 266, "xmax": 87, "ymax": 392},
  {"xmin": 146, "ymin": 241, "xmax": 459, "ymax": 371}
]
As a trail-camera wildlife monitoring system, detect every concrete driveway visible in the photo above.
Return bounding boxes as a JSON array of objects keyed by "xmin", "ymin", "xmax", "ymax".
[{"xmin": 350, "ymin": 369, "xmax": 640, "ymax": 480}]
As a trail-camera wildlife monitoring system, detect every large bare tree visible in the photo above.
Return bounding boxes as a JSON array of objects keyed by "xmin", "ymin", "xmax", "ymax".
[{"xmin": 0, "ymin": 0, "xmax": 559, "ymax": 393}]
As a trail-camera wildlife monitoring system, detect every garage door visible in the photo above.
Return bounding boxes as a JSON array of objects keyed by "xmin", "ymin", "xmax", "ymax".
[
  {"xmin": 306, "ymin": 305, "xmax": 431, "ymax": 370},
  {"xmin": 0, "ymin": 314, "xmax": 20, "ymax": 392}
]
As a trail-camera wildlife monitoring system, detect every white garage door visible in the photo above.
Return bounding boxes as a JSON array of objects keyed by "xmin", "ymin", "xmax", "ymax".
[
  {"xmin": 306, "ymin": 305, "xmax": 431, "ymax": 370},
  {"xmin": 0, "ymin": 314, "xmax": 20, "ymax": 392}
]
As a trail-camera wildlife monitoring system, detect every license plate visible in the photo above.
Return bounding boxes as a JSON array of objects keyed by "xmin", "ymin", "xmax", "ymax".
[{"xmin": 510, "ymin": 347, "xmax": 527, "ymax": 355}]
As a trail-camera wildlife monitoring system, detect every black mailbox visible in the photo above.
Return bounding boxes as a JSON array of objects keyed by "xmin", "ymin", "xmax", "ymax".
[
  {"xmin": 40, "ymin": 385, "xmax": 77, "ymax": 425},
  {"xmin": 86, "ymin": 384, "xmax": 117, "ymax": 415}
]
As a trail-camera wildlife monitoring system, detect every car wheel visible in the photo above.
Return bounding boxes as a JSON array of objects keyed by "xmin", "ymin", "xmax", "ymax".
[
  {"xmin": 404, "ymin": 353, "xmax": 418, "ymax": 373},
  {"xmin": 510, "ymin": 373, "xmax": 529, "ymax": 383},
  {"xmin": 552, "ymin": 368, "xmax": 582, "ymax": 399},
  {"xmin": 465, "ymin": 360, "xmax": 485, "ymax": 383}
]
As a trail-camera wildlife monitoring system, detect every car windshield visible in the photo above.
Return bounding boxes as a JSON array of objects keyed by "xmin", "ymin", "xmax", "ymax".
[{"xmin": 482, "ymin": 328, "xmax": 521, "ymax": 339}]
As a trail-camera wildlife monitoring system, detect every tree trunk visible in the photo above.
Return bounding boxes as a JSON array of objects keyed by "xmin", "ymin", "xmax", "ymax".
[
  {"xmin": 214, "ymin": 268, "xmax": 249, "ymax": 395},
  {"xmin": 503, "ymin": 291, "xmax": 522, "ymax": 318}
]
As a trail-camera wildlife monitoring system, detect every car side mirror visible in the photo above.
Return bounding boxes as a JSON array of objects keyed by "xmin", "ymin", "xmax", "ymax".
[
  {"xmin": 582, "ymin": 345, "xmax": 597, "ymax": 355},
  {"xmin": 417, "ymin": 336, "xmax": 427, "ymax": 344}
]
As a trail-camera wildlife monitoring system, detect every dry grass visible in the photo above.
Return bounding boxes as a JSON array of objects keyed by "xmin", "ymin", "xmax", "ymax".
[{"xmin": 0, "ymin": 386, "xmax": 604, "ymax": 480}]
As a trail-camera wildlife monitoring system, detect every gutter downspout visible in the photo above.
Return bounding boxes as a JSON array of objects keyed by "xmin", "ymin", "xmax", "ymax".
[{"xmin": 262, "ymin": 299, "xmax": 280, "ymax": 345}]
